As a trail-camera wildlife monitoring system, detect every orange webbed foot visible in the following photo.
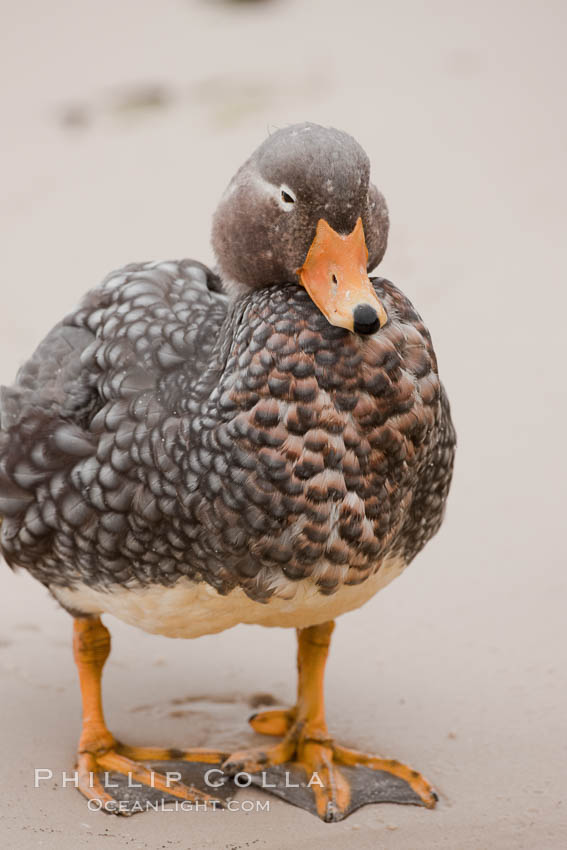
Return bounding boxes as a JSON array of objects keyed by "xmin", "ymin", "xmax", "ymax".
[
  {"xmin": 76, "ymin": 737, "xmax": 229, "ymax": 815},
  {"xmin": 225, "ymin": 713, "xmax": 436, "ymax": 821}
]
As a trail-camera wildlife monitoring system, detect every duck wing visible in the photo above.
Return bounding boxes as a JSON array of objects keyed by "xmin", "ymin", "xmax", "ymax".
[{"xmin": 0, "ymin": 260, "xmax": 227, "ymax": 573}]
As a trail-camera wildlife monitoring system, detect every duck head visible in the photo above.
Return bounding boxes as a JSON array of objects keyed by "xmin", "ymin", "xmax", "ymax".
[{"xmin": 212, "ymin": 123, "xmax": 390, "ymax": 335}]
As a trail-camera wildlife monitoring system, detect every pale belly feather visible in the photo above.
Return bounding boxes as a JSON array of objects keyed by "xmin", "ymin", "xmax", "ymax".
[{"xmin": 51, "ymin": 554, "xmax": 406, "ymax": 638}]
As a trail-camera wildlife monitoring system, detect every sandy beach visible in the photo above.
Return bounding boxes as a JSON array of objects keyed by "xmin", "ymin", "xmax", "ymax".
[{"xmin": 1, "ymin": 0, "xmax": 566, "ymax": 847}]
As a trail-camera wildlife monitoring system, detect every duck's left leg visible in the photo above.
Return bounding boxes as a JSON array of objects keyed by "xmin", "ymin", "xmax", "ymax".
[{"xmin": 223, "ymin": 620, "xmax": 437, "ymax": 822}]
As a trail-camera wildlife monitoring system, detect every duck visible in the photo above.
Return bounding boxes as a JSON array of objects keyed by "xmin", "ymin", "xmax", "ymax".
[{"xmin": 0, "ymin": 122, "xmax": 456, "ymax": 822}]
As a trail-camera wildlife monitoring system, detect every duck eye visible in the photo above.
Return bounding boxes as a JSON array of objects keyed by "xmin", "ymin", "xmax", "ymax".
[{"xmin": 280, "ymin": 187, "xmax": 296, "ymax": 206}]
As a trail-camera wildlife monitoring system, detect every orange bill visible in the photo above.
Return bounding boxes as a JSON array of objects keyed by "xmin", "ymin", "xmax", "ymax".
[{"xmin": 297, "ymin": 217, "xmax": 387, "ymax": 335}]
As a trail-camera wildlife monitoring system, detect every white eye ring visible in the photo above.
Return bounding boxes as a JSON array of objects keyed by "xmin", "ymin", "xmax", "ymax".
[{"xmin": 278, "ymin": 184, "xmax": 296, "ymax": 210}]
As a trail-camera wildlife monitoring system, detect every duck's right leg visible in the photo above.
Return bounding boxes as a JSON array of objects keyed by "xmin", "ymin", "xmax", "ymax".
[{"xmin": 73, "ymin": 616, "xmax": 227, "ymax": 815}]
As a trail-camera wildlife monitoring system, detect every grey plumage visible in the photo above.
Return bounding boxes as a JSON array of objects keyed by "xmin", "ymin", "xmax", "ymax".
[{"xmin": 0, "ymin": 123, "xmax": 455, "ymax": 614}]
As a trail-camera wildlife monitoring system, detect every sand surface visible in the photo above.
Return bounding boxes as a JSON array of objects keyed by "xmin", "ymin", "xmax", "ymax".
[{"xmin": 1, "ymin": 1, "xmax": 566, "ymax": 847}]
